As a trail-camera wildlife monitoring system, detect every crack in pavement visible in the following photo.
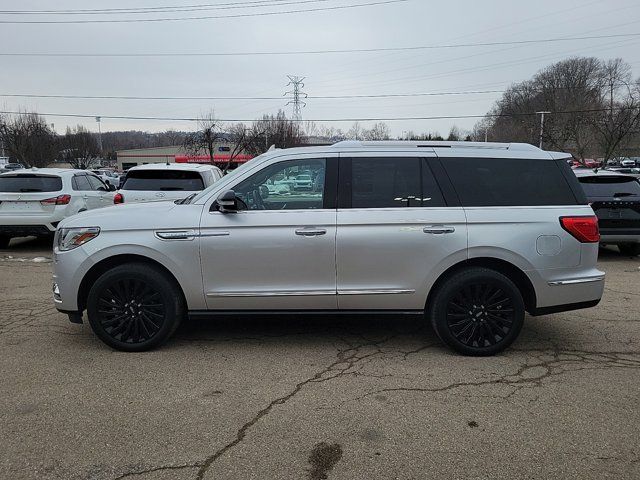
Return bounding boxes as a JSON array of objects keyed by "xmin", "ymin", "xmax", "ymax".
[
  {"xmin": 112, "ymin": 463, "xmax": 202, "ymax": 480},
  {"xmin": 193, "ymin": 335, "xmax": 396, "ymax": 480},
  {"xmin": 350, "ymin": 348, "xmax": 640, "ymax": 403}
]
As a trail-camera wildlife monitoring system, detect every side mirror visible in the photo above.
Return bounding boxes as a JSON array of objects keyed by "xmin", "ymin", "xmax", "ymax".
[
  {"xmin": 216, "ymin": 189, "xmax": 238, "ymax": 213},
  {"xmin": 107, "ymin": 183, "xmax": 116, "ymax": 192}
]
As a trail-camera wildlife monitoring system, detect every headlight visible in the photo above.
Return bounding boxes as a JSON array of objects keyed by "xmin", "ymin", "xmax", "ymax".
[{"xmin": 56, "ymin": 227, "xmax": 100, "ymax": 251}]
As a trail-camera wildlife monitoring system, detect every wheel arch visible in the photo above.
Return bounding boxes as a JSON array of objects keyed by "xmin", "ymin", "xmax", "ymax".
[
  {"xmin": 425, "ymin": 257, "xmax": 537, "ymax": 314},
  {"xmin": 77, "ymin": 253, "xmax": 187, "ymax": 312}
]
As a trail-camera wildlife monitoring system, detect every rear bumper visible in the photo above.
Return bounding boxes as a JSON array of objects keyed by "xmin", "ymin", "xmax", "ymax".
[
  {"xmin": 599, "ymin": 231, "xmax": 640, "ymax": 244},
  {"xmin": 530, "ymin": 269, "xmax": 605, "ymax": 315}
]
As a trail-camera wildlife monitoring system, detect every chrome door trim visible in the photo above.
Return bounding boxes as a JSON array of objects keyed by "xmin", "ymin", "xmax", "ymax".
[
  {"xmin": 548, "ymin": 276, "xmax": 605, "ymax": 286},
  {"xmin": 206, "ymin": 289, "xmax": 336, "ymax": 298},
  {"xmin": 337, "ymin": 289, "xmax": 415, "ymax": 295},
  {"xmin": 155, "ymin": 230, "xmax": 196, "ymax": 241}
]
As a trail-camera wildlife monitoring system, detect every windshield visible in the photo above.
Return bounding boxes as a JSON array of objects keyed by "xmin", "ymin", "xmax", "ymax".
[
  {"xmin": 579, "ymin": 175, "xmax": 640, "ymax": 197},
  {"xmin": 121, "ymin": 170, "xmax": 204, "ymax": 191},
  {"xmin": 186, "ymin": 153, "xmax": 265, "ymax": 204},
  {"xmin": 0, "ymin": 174, "xmax": 62, "ymax": 192}
]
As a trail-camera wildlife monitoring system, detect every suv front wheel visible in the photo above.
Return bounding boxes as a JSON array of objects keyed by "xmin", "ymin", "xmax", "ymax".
[
  {"xmin": 86, "ymin": 263, "xmax": 184, "ymax": 351},
  {"xmin": 428, "ymin": 268, "xmax": 525, "ymax": 356}
]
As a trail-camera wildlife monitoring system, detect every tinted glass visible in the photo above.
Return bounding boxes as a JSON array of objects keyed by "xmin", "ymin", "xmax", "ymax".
[
  {"xmin": 233, "ymin": 159, "xmax": 325, "ymax": 210},
  {"xmin": 442, "ymin": 158, "xmax": 578, "ymax": 206},
  {"xmin": 351, "ymin": 158, "xmax": 444, "ymax": 208},
  {"xmin": 0, "ymin": 174, "xmax": 62, "ymax": 192},
  {"xmin": 87, "ymin": 175, "xmax": 106, "ymax": 190},
  {"xmin": 578, "ymin": 176, "xmax": 640, "ymax": 197},
  {"xmin": 72, "ymin": 175, "xmax": 91, "ymax": 191},
  {"xmin": 122, "ymin": 170, "xmax": 204, "ymax": 191}
]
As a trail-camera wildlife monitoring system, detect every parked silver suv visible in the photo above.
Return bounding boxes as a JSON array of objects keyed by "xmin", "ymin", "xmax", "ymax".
[{"xmin": 53, "ymin": 141, "xmax": 604, "ymax": 355}]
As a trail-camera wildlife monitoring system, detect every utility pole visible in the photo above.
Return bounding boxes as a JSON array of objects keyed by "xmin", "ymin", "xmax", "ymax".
[
  {"xmin": 95, "ymin": 116, "xmax": 103, "ymax": 159},
  {"xmin": 284, "ymin": 75, "xmax": 307, "ymax": 122},
  {"xmin": 536, "ymin": 111, "xmax": 551, "ymax": 149}
]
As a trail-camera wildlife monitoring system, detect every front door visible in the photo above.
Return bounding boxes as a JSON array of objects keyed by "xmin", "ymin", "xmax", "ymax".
[
  {"xmin": 336, "ymin": 154, "xmax": 468, "ymax": 310},
  {"xmin": 200, "ymin": 155, "xmax": 338, "ymax": 310}
]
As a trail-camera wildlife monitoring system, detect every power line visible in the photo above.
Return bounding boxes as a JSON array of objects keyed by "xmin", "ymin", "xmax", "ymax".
[
  {"xmin": 0, "ymin": 0, "xmax": 332, "ymax": 15},
  {"xmin": 0, "ymin": 0, "xmax": 409, "ymax": 24},
  {"xmin": 4, "ymin": 84, "xmax": 635, "ymax": 101},
  {"xmin": 0, "ymin": 107, "xmax": 635, "ymax": 123},
  {"xmin": 2, "ymin": 32, "xmax": 639, "ymax": 56}
]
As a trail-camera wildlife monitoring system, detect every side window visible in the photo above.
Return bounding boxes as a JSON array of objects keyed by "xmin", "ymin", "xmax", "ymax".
[
  {"xmin": 87, "ymin": 175, "xmax": 106, "ymax": 190},
  {"xmin": 442, "ymin": 158, "xmax": 579, "ymax": 206},
  {"xmin": 233, "ymin": 159, "xmax": 326, "ymax": 211},
  {"xmin": 350, "ymin": 157, "xmax": 444, "ymax": 208},
  {"xmin": 72, "ymin": 175, "xmax": 91, "ymax": 191}
]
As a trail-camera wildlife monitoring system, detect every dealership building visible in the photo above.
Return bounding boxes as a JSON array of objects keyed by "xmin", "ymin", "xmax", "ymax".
[{"xmin": 116, "ymin": 144, "xmax": 253, "ymax": 171}]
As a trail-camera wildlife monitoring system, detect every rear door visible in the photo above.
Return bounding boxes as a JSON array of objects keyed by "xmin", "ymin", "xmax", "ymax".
[
  {"xmin": 71, "ymin": 174, "xmax": 99, "ymax": 210},
  {"xmin": 336, "ymin": 153, "xmax": 467, "ymax": 310},
  {"xmin": 0, "ymin": 174, "xmax": 64, "ymax": 216},
  {"xmin": 86, "ymin": 174, "xmax": 114, "ymax": 209}
]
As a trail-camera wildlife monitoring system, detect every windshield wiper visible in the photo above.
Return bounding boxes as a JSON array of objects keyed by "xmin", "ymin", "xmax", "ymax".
[
  {"xmin": 19, "ymin": 188, "xmax": 43, "ymax": 192},
  {"xmin": 613, "ymin": 192, "xmax": 636, "ymax": 197},
  {"xmin": 159, "ymin": 187, "xmax": 185, "ymax": 191}
]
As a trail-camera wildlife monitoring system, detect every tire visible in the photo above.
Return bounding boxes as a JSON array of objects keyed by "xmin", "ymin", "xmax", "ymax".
[
  {"xmin": 0, "ymin": 236, "xmax": 11, "ymax": 249},
  {"xmin": 618, "ymin": 243, "xmax": 640, "ymax": 257},
  {"xmin": 428, "ymin": 267, "xmax": 525, "ymax": 356},
  {"xmin": 86, "ymin": 263, "xmax": 184, "ymax": 351}
]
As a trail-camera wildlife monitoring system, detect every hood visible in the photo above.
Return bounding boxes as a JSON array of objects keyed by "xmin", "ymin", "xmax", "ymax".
[{"xmin": 59, "ymin": 201, "xmax": 203, "ymax": 231}]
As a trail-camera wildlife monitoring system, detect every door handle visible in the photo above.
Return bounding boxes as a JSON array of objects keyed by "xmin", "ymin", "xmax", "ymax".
[
  {"xmin": 423, "ymin": 225, "xmax": 455, "ymax": 234},
  {"xmin": 295, "ymin": 228, "xmax": 327, "ymax": 237}
]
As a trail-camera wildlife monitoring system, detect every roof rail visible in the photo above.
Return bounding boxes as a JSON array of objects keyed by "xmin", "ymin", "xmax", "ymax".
[{"xmin": 330, "ymin": 140, "xmax": 541, "ymax": 151}]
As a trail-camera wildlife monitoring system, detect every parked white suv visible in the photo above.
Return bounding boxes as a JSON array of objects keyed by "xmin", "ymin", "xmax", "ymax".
[
  {"xmin": 0, "ymin": 168, "xmax": 116, "ymax": 248},
  {"xmin": 115, "ymin": 163, "xmax": 222, "ymax": 204},
  {"xmin": 53, "ymin": 141, "xmax": 604, "ymax": 355}
]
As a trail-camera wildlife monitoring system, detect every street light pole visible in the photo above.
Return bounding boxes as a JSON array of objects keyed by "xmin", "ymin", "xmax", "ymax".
[
  {"xmin": 536, "ymin": 111, "xmax": 551, "ymax": 149},
  {"xmin": 95, "ymin": 116, "xmax": 103, "ymax": 158}
]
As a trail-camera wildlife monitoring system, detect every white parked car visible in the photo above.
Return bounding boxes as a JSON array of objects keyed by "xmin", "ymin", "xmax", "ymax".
[
  {"xmin": 90, "ymin": 169, "xmax": 120, "ymax": 188},
  {"xmin": 294, "ymin": 173, "xmax": 313, "ymax": 190},
  {"xmin": 115, "ymin": 164, "xmax": 223, "ymax": 205},
  {"xmin": 0, "ymin": 168, "xmax": 116, "ymax": 248}
]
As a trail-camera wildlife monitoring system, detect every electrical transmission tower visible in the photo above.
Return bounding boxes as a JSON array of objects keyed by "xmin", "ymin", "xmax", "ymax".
[{"xmin": 284, "ymin": 75, "xmax": 307, "ymax": 122}]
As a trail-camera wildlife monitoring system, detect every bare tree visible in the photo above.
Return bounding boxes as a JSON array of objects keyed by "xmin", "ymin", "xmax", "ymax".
[
  {"xmin": 183, "ymin": 110, "xmax": 223, "ymax": 163},
  {"xmin": 220, "ymin": 123, "xmax": 267, "ymax": 173},
  {"xmin": 0, "ymin": 112, "xmax": 56, "ymax": 167},
  {"xmin": 243, "ymin": 110, "xmax": 305, "ymax": 156},
  {"xmin": 363, "ymin": 122, "xmax": 391, "ymax": 140},
  {"xmin": 59, "ymin": 125, "xmax": 100, "ymax": 169}
]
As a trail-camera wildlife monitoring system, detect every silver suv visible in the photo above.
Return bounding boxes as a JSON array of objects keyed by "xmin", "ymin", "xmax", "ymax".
[{"xmin": 53, "ymin": 141, "xmax": 605, "ymax": 355}]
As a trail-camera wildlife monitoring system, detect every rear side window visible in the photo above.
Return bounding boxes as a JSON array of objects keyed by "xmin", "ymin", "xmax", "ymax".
[
  {"xmin": 442, "ymin": 158, "xmax": 578, "ymax": 206},
  {"xmin": 578, "ymin": 176, "xmax": 640, "ymax": 197},
  {"xmin": 72, "ymin": 175, "xmax": 92, "ymax": 191},
  {"xmin": 0, "ymin": 174, "xmax": 62, "ymax": 192},
  {"xmin": 122, "ymin": 170, "xmax": 204, "ymax": 191},
  {"xmin": 349, "ymin": 158, "xmax": 445, "ymax": 208}
]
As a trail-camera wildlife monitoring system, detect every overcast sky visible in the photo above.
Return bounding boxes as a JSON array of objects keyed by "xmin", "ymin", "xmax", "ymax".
[{"xmin": 1, "ymin": 0, "xmax": 640, "ymax": 137}]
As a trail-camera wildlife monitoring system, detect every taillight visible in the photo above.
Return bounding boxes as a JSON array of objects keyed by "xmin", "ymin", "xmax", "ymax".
[
  {"xmin": 40, "ymin": 194, "xmax": 71, "ymax": 206},
  {"xmin": 114, "ymin": 193, "xmax": 124, "ymax": 204},
  {"xmin": 560, "ymin": 216, "xmax": 600, "ymax": 243}
]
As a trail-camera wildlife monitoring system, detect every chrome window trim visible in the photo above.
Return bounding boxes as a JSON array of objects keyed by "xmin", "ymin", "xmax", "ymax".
[{"xmin": 548, "ymin": 276, "xmax": 605, "ymax": 286}]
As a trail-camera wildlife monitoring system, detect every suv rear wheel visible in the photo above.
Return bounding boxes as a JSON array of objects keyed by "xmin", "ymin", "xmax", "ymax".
[
  {"xmin": 618, "ymin": 243, "xmax": 640, "ymax": 257},
  {"xmin": 428, "ymin": 268, "xmax": 525, "ymax": 356},
  {"xmin": 86, "ymin": 263, "xmax": 184, "ymax": 351}
]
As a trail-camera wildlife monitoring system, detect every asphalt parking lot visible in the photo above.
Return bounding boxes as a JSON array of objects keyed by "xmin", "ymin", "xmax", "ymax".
[{"xmin": 1, "ymin": 237, "xmax": 639, "ymax": 480}]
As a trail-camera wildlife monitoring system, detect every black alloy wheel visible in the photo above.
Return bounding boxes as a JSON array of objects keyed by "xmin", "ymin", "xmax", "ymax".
[
  {"xmin": 429, "ymin": 268, "xmax": 525, "ymax": 356},
  {"xmin": 87, "ymin": 263, "xmax": 183, "ymax": 351}
]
